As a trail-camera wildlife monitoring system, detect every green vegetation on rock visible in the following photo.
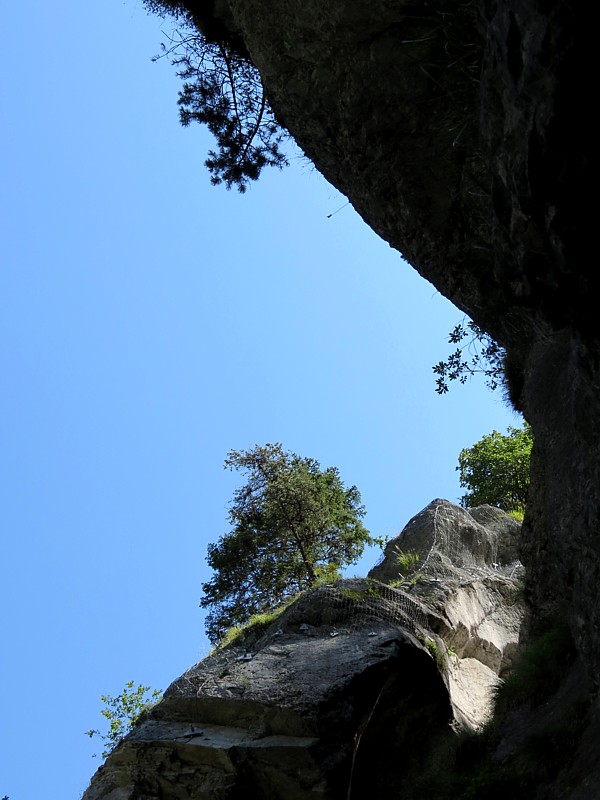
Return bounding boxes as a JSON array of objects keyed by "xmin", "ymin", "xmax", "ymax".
[
  {"xmin": 433, "ymin": 319, "xmax": 504, "ymax": 395},
  {"xmin": 85, "ymin": 681, "xmax": 163, "ymax": 759},
  {"xmin": 215, "ymin": 591, "xmax": 303, "ymax": 650},
  {"xmin": 406, "ymin": 618, "xmax": 583, "ymax": 799},
  {"xmin": 142, "ymin": 0, "xmax": 288, "ymax": 191},
  {"xmin": 394, "ymin": 547, "xmax": 421, "ymax": 574},
  {"xmin": 201, "ymin": 443, "xmax": 375, "ymax": 644}
]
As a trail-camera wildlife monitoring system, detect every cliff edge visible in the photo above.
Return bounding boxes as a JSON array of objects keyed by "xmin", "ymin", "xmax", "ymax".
[{"xmin": 83, "ymin": 501, "xmax": 528, "ymax": 798}]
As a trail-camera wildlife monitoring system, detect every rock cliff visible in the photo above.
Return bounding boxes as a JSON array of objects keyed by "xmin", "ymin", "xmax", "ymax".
[
  {"xmin": 83, "ymin": 501, "xmax": 527, "ymax": 798},
  {"xmin": 206, "ymin": 0, "xmax": 596, "ymax": 680},
  {"xmin": 148, "ymin": 0, "xmax": 596, "ymax": 688},
  {"xmin": 86, "ymin": 1, "xmax": 597, "ymax": 794},
  {"xmin": 190, "ymin": 0, "xmax": 598, "ymax": 709}
]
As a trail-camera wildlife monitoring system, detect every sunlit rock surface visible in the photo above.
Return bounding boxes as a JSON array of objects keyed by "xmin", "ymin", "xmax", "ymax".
[
  {"xmin": 83, "ymin": 501, "xmax": 525, "ymax": 798},
  {"xmin": 84, "ymin": 0, "xmax": 597, "ymax": 792}
]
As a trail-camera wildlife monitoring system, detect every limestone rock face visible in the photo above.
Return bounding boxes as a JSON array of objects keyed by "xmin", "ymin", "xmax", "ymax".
[
  {"xmin": 198, "ymin": 0, "xmax": 596, "ymax": 686},
  {"xmin": 369, "ymin": 499, "xmax": 522, "ymax": 585},
  {"xmin": 369, "ymin": 500, "xmax": 525, "ymax": 730},
  {"xmin": 83, "ymin": 501, "xmax": 526, "ymax": 799},
  {"xmin": 83, "ymin": 609, "xmax": 450, "ymax": 799},
  {"xmin": 86, "ymin": 0, "xmax": 597, "ymax": 789}
]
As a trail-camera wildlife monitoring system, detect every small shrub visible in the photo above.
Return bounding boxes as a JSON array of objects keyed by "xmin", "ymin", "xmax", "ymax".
[
  {"xmin": 394, "ymin": 548, "xmax": 420, "ymax": 574},
  {"xmin": 314, "ymin": 562, "xmax": 342, "ymax": 585},
  {"xmin": 85, "ymin": 682, "xmax": 163, "ymax": 759},
  {"xmin": 421, "ymin": 636, "xmax": 448, "ymax": 672},
  {"xmin": 407, "ymin": 571, "xmax": 425, "ymax": 589},
  {"xmin": 364, "ymin": 580, "xmax": 382, "ymax": 598}
]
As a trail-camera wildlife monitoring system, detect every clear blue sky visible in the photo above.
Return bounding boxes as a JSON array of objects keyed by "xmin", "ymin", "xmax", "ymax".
[{"xmin": 0, "ymin": 2, "xmax": 519, "ymax": 796}]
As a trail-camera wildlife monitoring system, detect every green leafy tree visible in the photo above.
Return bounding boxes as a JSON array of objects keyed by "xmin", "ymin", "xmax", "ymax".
[
  {"xmin": 85, "ymin": 681, "xmax": 162, "ymax": 759},
  {"xmin": 201, "ymin": 443, "xmax": 374, "ymax": 643},
  {"xmin": 143, "ymin": 1, "xmax": 288, "ymax": 191},
  {"xmin": 457, "ymin": 424, "xmax": 533, "ymax": 512}
]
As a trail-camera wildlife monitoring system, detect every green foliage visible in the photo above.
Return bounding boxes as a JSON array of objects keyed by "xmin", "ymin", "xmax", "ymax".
[
  {"xmin": 143, "ymin": 1, "xmax": 288, "ymax": 191},
  {"xmin": 457, "ymin": 423, "xmax": 533, "ymax": 512},
  {"xmin": 407, "ymin": 618, "xmax": 582, "ymax": 799},
  {"xmin": 407, "ymin": 571, "xmax": 425, "ymax": 589},
  {"xmin": 390, "ymin": 548, "xmax": 424, "ymax": 589},
  {"xmin": 388, "ymin": 578, "xmax": 405, "ymax": 588},
  {"xmin": 85, "ymin": 681, "xmax": 163, "ymax": 759},
  {"xmin": 201, "ymin": 443, "xmax": 373, "ymax": 644},
  {"xmin": 339, "ymin": 579, "xmax": 383, "ymax": 602},
  {"xmin": 433, "ymin": 319, "xmax": 504, "ymax": 395},
  {"xmin": 421, "ymin": 636, "xmax": 448, "ymax": 672},
  {"xmin": 216, "ymin": 592, "xmax": 301, "ymax": 650},
  {"xmin": 339, "ymin": 587, "xmax": 365, "ymax": 601},
  {"xmin": 394, "ymin": 547, "xmax": 420, "ymax": 574},
  {"xmin": 493, "ymin": 617, "xmax": 575, "ymax": 716}
]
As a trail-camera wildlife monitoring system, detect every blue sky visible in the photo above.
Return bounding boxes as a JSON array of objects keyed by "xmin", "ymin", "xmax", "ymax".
[{"xmin": 0, "ymin": 2, "xmax": 518, "ymax": 796}]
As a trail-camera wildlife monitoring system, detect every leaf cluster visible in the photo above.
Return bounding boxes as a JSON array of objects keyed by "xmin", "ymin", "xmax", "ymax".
[
  {"xmin": 85, "ymin": 681, "xmax": 163, "ymax": 759},
  {"xmin": 433, "ymin": 319, "xmax": 504, "ymax": 395},
  {"xmin": 394, "ymin": 547, "xmax": 421, "ymax": 575},
  {"xmin": 201, "ymin": 444, "xmax": 373, "ymax": 644},
  {"xmin": 457, "ymin": 423, "xmax": 533, "ymax": 512}
]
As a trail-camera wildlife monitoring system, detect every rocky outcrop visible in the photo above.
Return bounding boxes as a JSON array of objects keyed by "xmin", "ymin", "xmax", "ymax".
[
  {"xmin": 191, "ymin": 0, "xmax": 596, "ymax": 692},
  {"xmin": 87, "ymin": 0, "xmax": 597, "ymax": 791},
  {"xmin": 83, "ymin": 501, "xmax": 526, "ymax": 798},
  {"xmin": 370, "ymin": 499, "xmax": 525, "ymax": 729},
  {"xmin": 369, "ymin": 499, "xmax": 523, "ymax": 585}
]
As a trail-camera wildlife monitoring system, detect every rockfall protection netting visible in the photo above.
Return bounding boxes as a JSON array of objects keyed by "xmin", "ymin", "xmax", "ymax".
[
  {"xmin": 175, "ymin": 502, "xmax": 525, "ymax": 697},
  {"xmin": 297, "ymin": 501, "xmax": 525, "ymax": 642},
  {"xmin": 302, "ymin": 580, "xmax": 434, "ymax": 643},
  {"xmin": 413, "ymin": 501, "xmax": 524, "ymax": 584},
  {"xmin": 170, "ymin": 580, "xmax": 437, "ymax": 703}
]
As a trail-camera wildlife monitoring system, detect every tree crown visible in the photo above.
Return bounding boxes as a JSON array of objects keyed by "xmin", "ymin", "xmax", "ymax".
[
  {"xmin": 457, "ymin": 423, "xmax": 533, "ymax": 512},
  {"xmin": 201, "ymin": 444, "xmax": 373, "ymax": 643}
]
